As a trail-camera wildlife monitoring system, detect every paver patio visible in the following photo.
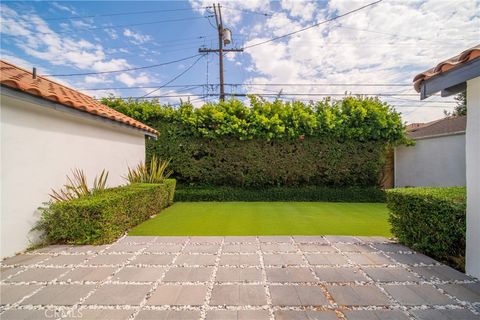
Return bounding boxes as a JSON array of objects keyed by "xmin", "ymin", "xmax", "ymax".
[{"xmin": 1, "ymin": 236, "xmax": 479, "ymax": 320}]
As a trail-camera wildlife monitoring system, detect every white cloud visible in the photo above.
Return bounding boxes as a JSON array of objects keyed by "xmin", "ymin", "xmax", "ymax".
[
  {"xmin": 84, "ymin": 89, "xmax": 120, "ymax": 99},
  {"xmin": 115, "ymin": 72, "xmax": 151, "ymax": 87},
  {"xmin": 0, "ymin": 5, "xmax": 132, "ymax": 74},
  {"xmin": 51, "ymin": 2, "xmax": 77, "ymax": 15},
  {"xmin": 189, "ymin": 0, "xmax": 271, "ymax": 25},
  {"xmin": 123, "ymin": 28, "xmax": 152, "ymax": 44},
  {"xmin": 241, "ymin": 0, "xmax": 479, "ymax": 123},
  {"xmin": 104, "ymin": 28, "xmax": 118, "ymax": 40},
  {"xmin": 0, "ymin": 51, "xmax": 49, "ymax": 74},
  {"xmin": 280, "ymin": 0, "xmax": 317, "ymax": 21},
  {"xmin": 83, "ymin": 74, "xmax": 112, "ymax": 84},
  {"xmin": 71, "ymin": 20, "xmax": 91, "ymax": 29}
]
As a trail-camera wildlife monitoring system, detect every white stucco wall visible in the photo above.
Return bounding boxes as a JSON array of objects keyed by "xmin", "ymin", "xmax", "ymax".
[
  {"xmin": 1, "ymin": 93, "xmax": 146, "ymax": 258},
  {"xmin": 394, "ymin": 134, "xmax": 466, "ymax": 187},
  {"xmin": 465, "ymin": 77, "xmax": 480, "ymax": 279}
]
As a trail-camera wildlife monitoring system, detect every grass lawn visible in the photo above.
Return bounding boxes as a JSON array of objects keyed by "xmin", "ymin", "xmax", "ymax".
[{"xmin": 129, "ymin": 202, "xmax": 391, "ymax": 237}]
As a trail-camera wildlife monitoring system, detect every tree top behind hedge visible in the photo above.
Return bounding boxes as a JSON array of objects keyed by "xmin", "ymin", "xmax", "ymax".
[{"xmin": 101, "ymin": 96, "xmax": 408, "ymax": 144}]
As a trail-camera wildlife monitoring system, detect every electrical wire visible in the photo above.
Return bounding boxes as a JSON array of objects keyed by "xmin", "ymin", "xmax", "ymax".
[
  {"xmin": 44, "ymin": 54, "xmax": 203, "ymax": 77},
  {"xmin": 111, "ymin": 92, "xmax": 446, "ymax": 99},
  {"xmin": 244, "ymin": 0, "xmax": 383, "ymax": 50},
  {"xmin": 140, "ymin": 54, "xmax": 206, "ymax": 98},
  {"xmin": 103, "ymin": 36, "xmax": 214, "ymax": 51},
  {"xmin": 44, "ymin": 7, "xmax": 207, "ymax": 21},
  {"xmin": 3, "ymin": 16, "xmax": 213, "ymax": 38},
  {"xmin": 221, "ymin": 5, "xmax": 272, "ymax": 17},
  {"xmin": 80, "ymin": 82, "xmax": 413, "ymax": 90},
  {"xmin": 335, "ymin": 25, "xmax": 479, "ymax": 43}
]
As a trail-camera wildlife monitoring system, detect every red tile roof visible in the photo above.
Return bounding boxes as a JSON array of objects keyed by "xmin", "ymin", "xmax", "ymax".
[
  {"xmin": 407, "ymin": 116, "xmax": 466, "ymax": 139},
  {"xmin": 0, "ymin": 60, "xmax": 158, "ymax": 136},
  {"xmin": 413, "ymin": 45, "xmax": 480, "ymax": 92}
]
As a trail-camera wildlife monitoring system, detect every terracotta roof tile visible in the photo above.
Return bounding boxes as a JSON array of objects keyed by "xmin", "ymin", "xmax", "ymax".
[
  {"xmin": 413, "ymin": 45, "xmax": 480, "ymax": 92},
  {"xmin": 407, "ymin": 116, "xmax": 466, "ymax": 139},
  {"xmin": 0, "ymin": 60, "xmax": 158, "ymax": 136}
]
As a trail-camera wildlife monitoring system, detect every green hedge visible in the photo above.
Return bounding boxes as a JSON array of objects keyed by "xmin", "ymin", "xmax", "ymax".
[
  {"xmin": 102, "ymin": 97, "xmax": 407, "ymax": 188},
  {"xmin": 102, "ymin": 96, "xmax": 406, "ymax": 142},
  {"xmin": 153, "ymin": 134, "xmax": 388, "ymax": 187},
  {"xmin": 175, "ymin": 186, "xmax": 385, "ymax": 202},
  {"xmin": 386, "ymin": 187, "xmax": 466, "ymax": 268},
  {"xmin": 35, "ymin": 180, "xmax": 176, "ymax": 245}
]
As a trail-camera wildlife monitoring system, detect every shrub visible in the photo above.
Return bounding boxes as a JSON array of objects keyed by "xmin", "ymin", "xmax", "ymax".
[
  {"xmin": 175, "ymin": 186, "xmax": 385, "ymax": 202},
  {"xmin": 50, "ymin": 169, "xmax": 109, "ymax": 202},
  {"xmin": 101, "ymin": 96, "xmax": 407, "ymax": 143},
  {"xmin": 386, "ymin": 187, "xmax": 466, "ymax": 269},
  {"xmin": 151, "ymin": 135, "xmax": 388, "ymax": 187},
  {"xmin": 35, "ymin": 180, "xmax": 176, "ymax": 245},
  {"xmin": 102, "ymin": 97, "xmax": 408, "ymax": 188},
  {"xmin": 125, "ymin": 155, "xmax": 172, "ymax": 184}
]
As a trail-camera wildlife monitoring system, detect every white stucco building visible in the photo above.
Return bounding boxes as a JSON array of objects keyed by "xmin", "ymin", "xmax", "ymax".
[
  {"xmin": 0, "ymin": 60, "xmax": 157, "ymax": 258},
  {"xmin": 395, "ymin": 116, "xmax": 466, "ymax": 187},
  {"xmin": 413, "ymin": 45, "xmax": 480, "ymax": 279}
]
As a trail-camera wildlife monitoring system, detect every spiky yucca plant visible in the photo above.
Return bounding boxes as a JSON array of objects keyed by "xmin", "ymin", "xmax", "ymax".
[
  {"xmin": 93, "ymin": 169, "xmax": 109, "ymax": 192},
  {"xmin": 50, "ymin": 169, "xmax": 109, "ymax": 202},
  {"xmin": 126, "ymin": 155, "xmax": 172, "ymax": 184}
]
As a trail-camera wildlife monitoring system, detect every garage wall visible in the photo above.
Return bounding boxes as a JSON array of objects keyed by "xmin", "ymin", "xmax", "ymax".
[
  {"xmin": 394, "ymin": 134, "xmax": 466, "ymax": 187},
  {"xmin": 1, "ymin": 94, "xmax": 146, "ymax": 258}
]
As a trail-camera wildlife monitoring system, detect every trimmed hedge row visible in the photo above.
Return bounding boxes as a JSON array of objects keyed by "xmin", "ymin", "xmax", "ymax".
[
  {"xmin": 150, "ymin": 128, "xmax": 389, "ymax": 187},
  {"xmin": 386, "ymin": 187, "xmax": 466, "ymax": 268},
  {"xmin": 102, "ymin": 97, "xmax": 408, "ymax": 188},
  {"xmin": 35, "ymin": 180, "xmax": 176, "ymax": 245},
  {"xmin": 175, "ymin": 186, "xmax": 386, "ymax": 202}
]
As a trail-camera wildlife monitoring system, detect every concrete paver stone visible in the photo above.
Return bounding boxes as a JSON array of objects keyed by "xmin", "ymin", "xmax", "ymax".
[{"xmin": 1, "ymin": 235, "xmax": 478, "ymax": 318}]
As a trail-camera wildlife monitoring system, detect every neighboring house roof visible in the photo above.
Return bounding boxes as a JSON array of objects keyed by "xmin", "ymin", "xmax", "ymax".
[
  {"xmin": 0, "ymin": 60, "xmax": 158, "ymax": 136},
  {"xmin": 407, "ymin": 116, "xmax": 466, "ymax": 139},
  {"xmin": 413, "ymin": 45, "xmax": 480, "ymax": 99}
]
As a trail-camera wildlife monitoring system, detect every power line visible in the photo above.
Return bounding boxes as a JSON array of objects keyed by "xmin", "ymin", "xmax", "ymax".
[
  {"xmin": 336, "ymin": 25, "xmax": 479, "ymax": 42},
  {"xmin": 240, "ymin": 83, "xmax": 411, "ymax": 87},
  {"xmin": 221, "ymin": 5, "xmax": 272, "ymax": 17},
  {"xmin": 44, "ymin": 7, "xmax": 207, "ymax": 21},
  {"xmin": 44, "ymin": 54, "xmax": 203, "ymax": 77},
  {"xmin": 115, "ymin": 92, "xmax": 443, "ymax": 99},
  {"xmin": 103, "ymin": 36, "xmax": 214, "ymax": 51},
  {"xmin": 108, "ymin": 94, "xmax": 455, "ymax": 108},
  {"xmin": 244, "ymin": 0, "xmax": 383, "ymax": 49},
  {"xmin": 80, "ymin": 83, "xmax": 412, "ymax": 90},
  {"xmin": 3, "ymin": 16, "xmax": 212, "ymax": 38},
  {"xmin": 141, "ymin": 54, "xmax": 206, "ymax": 98}
]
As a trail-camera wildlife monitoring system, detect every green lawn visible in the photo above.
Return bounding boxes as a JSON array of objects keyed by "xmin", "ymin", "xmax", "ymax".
[{"xmin": 129, "ymin": 202, "xmax": 391, "ymax": 236}]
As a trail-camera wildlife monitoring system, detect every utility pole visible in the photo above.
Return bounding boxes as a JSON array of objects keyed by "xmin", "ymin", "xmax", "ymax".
[{"xmin": 199, "ymin": 3, "xmax": 243, "ymax": 101}]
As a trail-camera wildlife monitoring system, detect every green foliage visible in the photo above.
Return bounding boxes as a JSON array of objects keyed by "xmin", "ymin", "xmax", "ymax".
[
  {"xmin": 125, "ymin": 155, "xmax": 172, "ymax": 184},
  {"xmin": 101, "ymin": 96, "xmax": 407, "ymax": 143},
  {"xmin": 386, "ymin": 187, "xmax": 466, "ymax": 269},
  {"xmin": 153, "ymin": 136, "xmax": 387, "ymax": 187},
  {"xmin": 454, "ymin": 91, "xmax": 467, "ymax": 116},
  {"xmin": 50, "ymin": 169, "xmax": 109, "ymax": 202},
  {"xmin": 175, "ymin": 186, "xmax": 385, "ymax": 202},
  {"xmin": 102, "ymin": 96, "xmax": 407, "ymax": 188},
  {"xmin": 35, "ymin": 180, "xmax": 176, "ymax": 245}
]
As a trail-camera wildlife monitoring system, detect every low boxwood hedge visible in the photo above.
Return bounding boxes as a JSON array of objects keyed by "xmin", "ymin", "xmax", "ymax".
[
  {"xmin": 35, "ymin": 180, "xmax": 176, "ymax": 245},
  {"xmin": 175, "ymin": 186, "xmax": 385, "ymax": 202},
  {"xmin": 386, "ymin": 187, "xmax": 466, "ymax": 269}
]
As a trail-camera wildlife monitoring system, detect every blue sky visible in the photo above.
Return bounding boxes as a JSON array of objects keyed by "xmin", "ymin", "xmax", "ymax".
[{"xmin": 1, "ymin": 1, "xmax": 479, "ymax": 122}]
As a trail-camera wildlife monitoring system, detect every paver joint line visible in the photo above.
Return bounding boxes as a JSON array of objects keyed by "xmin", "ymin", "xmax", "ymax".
[{"xmin": 1, "ymin": 235, "xmax": 479, "ymax": 320}]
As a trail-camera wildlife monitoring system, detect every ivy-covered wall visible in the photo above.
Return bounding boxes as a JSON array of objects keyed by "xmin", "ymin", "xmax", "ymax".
[{"xmin": 102, "ymin": 97, "xmax": 407, "ymax": 187}]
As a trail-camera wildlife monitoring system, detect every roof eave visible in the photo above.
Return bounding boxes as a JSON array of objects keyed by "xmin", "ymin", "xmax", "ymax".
[
  {"xmin": 1, "ymin": 85, "xmax": 158, "ymax": 138},
  {"xmin": 420, "ymin": 58, "xmax": 480, "ymax": 100},
  {"xmin": 408, "ymin": 130, "xmax": 466, "ymax": 141}
]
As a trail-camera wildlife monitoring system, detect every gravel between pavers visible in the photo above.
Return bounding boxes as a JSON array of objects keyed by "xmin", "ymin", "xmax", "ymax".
[{"xmin": 1, "ymin": 236, "xmax": 479, "ymax": 320}]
